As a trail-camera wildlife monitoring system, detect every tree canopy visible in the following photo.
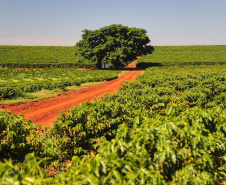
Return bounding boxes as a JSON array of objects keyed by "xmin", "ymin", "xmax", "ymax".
[{"xmin": 75, "ymin": 24, "xmax": 153, "ymax": 68}]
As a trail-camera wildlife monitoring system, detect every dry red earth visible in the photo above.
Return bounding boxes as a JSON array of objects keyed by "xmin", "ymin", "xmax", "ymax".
[{"xmin": 0, "ymin": 59, "xmax": 143, "ymax": 127}]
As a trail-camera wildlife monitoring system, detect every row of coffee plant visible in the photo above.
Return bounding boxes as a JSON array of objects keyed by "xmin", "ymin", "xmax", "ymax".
[
  {"xmin": 0, "ymin": 65, "xmax": 226, "ymax": 183},
  {"xmin": 2, "ymin": 45, "xmax": 225, "ymax": 69},
  {"xmin": 0, "ymin": 46, "xmax": 95, "ymax": 68},
  {"xmin": 0, "ymin": 68, "xmax": 120, "ymax": 99},
  {"xmin": 137, "ymin": 45, "xmax": 226, "ymax": 68}
]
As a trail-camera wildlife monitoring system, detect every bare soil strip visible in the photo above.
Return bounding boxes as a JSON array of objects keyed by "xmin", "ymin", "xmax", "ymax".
[{"xmin": 0, "ymin": 59, "xmax": 143, "ymax": 127}]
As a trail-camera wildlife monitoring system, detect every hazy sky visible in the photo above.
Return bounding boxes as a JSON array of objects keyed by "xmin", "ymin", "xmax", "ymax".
[{"xmin": 0, "ymin": 0, "xmax": 225, "ymax": 46}]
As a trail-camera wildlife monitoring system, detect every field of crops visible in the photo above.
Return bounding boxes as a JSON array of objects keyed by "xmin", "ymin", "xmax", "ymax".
[
  {"xmin": 2, "ymin": 45, "xmax": 225, "ymax": 69},
  {"xmin": 1, "ymin": 63, "xmax": 226, "ymax": 183},
  {"xmin": 0, "ymin": 46, "xmax": 95, "ymax": 68},
  {"xmin": 137, "ymin": 45, "xmax": 226, "ymax": 68},
  {"xmin": 0, "ymin": 68, "xmax": 120, "ymax": 99}
]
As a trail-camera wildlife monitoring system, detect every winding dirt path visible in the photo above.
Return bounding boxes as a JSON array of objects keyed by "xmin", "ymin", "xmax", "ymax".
[{"xmin": 0, "ymin": 59, "xmax": 143, "ymax": 127}]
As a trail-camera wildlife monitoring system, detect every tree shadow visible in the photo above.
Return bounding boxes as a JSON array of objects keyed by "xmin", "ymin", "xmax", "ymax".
[{"xmin": 136, "ymin": 62, "xmax": 162, "ymax": 69}]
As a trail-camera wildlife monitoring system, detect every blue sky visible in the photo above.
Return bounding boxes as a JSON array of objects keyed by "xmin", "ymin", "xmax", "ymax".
[{"xmin": 0, "ymin": 0, "xmax": 225, "ymax": 46}]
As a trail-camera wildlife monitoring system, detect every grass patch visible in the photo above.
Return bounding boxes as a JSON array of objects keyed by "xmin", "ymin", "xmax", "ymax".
[
  {"xmin": 0, "ymin": 89, "xmax": 64, "ymax": 104},
  {"xmin": 0, "ymin": 81, "xmax": 112, "ymax": 104},
  {"xmin": 0, "ymin": 71, "xmax": 124, "ymax": 104},
  {"xmin": 65, "ymin": 81, "xmax": 106, "ymax": 91},
  {"xmin": 117, "ymin": 70, "xmax": 129, "ymax": 77}
]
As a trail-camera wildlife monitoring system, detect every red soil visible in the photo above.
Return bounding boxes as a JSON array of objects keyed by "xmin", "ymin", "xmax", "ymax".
[{"xmin": 0, "ymin": 59, "xmax": 143, "ymax": 127}]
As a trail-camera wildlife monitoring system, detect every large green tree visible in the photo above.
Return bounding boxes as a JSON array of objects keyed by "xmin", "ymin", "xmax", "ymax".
[{"xmin": 75, "ymin": 24, "xmax": 153, "ymax": 68}]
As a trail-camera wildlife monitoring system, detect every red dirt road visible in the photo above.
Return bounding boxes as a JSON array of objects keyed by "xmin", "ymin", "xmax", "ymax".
[{"xmin": 0, "ymin": 60, "xmax": 143, "ymax": 127}]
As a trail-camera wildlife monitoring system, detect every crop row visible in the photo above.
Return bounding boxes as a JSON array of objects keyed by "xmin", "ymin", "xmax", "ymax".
[
  {"xmin": 0, "ymin": 65, "xmax": 225, "ymax": 183},
  {"xmin": 137, "ymin": 45, "xmax": 226, "ymax": 68},
  {"xmin": 0, "ymin": 68, "xmax": 120, "ymax": 99}
]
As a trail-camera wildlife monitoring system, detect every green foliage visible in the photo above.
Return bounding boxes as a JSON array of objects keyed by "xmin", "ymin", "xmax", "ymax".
[
  {"xmin": 1, "ymin": 64, "xmax": 226, "ymax": 183},
  {"xmin": 43, "ymin": 100, "xmax": 132, "ymax": 161},
  {"xmin": 0, "ymin": 153, "xmax": 49, "ymax": 184},
  {"xmin": 0, "ymin": 46, "xmax": 95, "ymax": 68},
  {"xmin": 0, "ymin": 112, "xmax": 42, "ymax": 163},
  {"xmin": 0, "ymin": 68, "xmax": 120, "ymax": 99},
  {"xmin": 1, "ymin": 105, "xmax": 226, "ymax": 184},
  {"xmin": 136, "ymin": 45, "xmax": 226, "ymax": 68},
  {"xmin": 76, "ymin": 24, "xmax": 153, "ymax": 68}
]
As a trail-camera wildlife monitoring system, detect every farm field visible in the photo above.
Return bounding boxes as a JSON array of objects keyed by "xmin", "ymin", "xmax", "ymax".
[
  {"xmin": 0, "ymin": 45, "xmax": 226, "ymax": 184},
  {"xmin": 137, "ymin": 45, "xmax": 226, "ymax": 67},
  {"xmin": 1, "ymin": 63, "xmax": 226, "ymax": 183},
  {"xmin": 0, "ymin": 68, "xmax": 120, "ymax": 100},
  {"xmin": 0, "ymin": 68, "xmax": 142, "ymax": 126},
  {"xmin": 0, "ymin": 46, "xmax": 95, "ymax": 68}
]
